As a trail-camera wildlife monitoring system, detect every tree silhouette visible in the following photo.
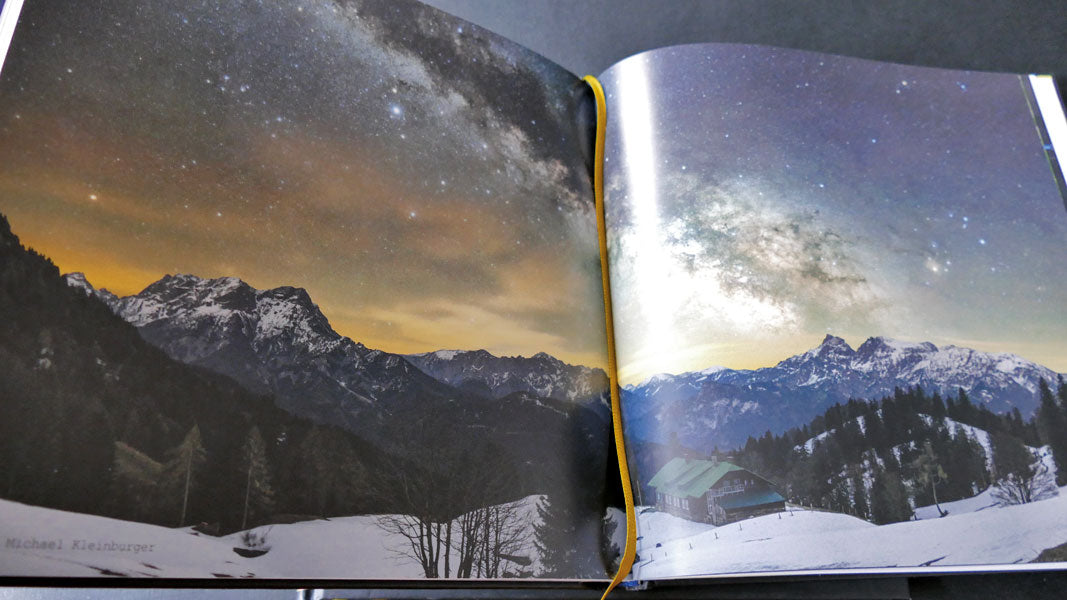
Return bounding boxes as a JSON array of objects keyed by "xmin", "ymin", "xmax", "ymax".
[
  {"xmin": 370, "ymin": 407, "xmax": 532, "ymax": 578},
  {"xmin": 162, "ymin": 424, "xmax": 208, "ymax": 527},
  {"xmin": 912, "ymin": 441, "xmax": 948, "ymax": 517},
  {"xmin": 990, "ymin": 432, "xmax": 1056, "ymax": 505},
  {"xmin": 240, "ymin": 426, "xmax": 275, "ymax": 530}
]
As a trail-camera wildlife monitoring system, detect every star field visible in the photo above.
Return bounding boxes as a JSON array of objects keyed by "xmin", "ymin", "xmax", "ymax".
[
  {"xmin": 0, "ymin": 0, "xmax": 608, "ymax": 367},
  {"xmin": 602, "ymin": 45, "xmax": 1067, "ymax": 384}
]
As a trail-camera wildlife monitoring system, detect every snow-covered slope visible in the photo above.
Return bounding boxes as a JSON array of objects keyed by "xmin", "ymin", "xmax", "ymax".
[
  {"xmin": 625, "ymin": 335, "xmax": 1063, "ymax": 447},
  {"xmin": 405, "ymin": 349, "xmax": 608, "ymax": 402},
  {"xmin": 0, "ymin": 496, "xmax": 548, "ymax": 579},
  {"xmin": 0, "ymin": 498, "xmax": 263, "ymax": 578},
  {"xmin": 913, "ymin": 487, "xmax": 998, "ymax": 520},
  {"xmin": 633, "ymin": 491, "xmax": 1067, "ymax": 579}
]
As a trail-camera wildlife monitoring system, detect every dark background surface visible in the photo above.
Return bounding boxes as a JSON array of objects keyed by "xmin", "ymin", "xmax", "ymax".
[
  {"xmin": 3, "ymin": 0, "xmax": 1066, "ymax": 598},
  {"xmin": 425, "ymin": 0, "xmax": 1067, "ymax": 79}
]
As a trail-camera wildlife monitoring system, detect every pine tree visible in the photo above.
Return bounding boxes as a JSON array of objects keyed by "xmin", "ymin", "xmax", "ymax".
[
  {"xmin": 864, "ymin": 411, "xmax": 887, "ymax": 450},
  {"xmin": 849, "ymin": 466, "xmax": 869, "ymax": 520},
  {"xmin": 1035, "ymin": 378, "xmax": 1067, "ymax": 486},
  {"xmin": 1009, "ymin": 407, "xmax": 1027, "ymax": 440},
  {"xmin": 944, "ymin": 430, "xmax": 988, "ymax": 498},
  {"xmin": 533, "ymin": 494, "xmax": 603, "ymax": 578},
  {"xmin": 912, "ymin": 441, "xmax": 948, "ymax": 516},
  {"xmin": 929, "ymin": 391, "xmax": 946, "ymax": 419},
  {"xmin": 162, "ymin": 424, "xmax": 208, "ymax": 527},
  {"xmin": 108, "ymin": 441, "xmax": 163, "ymax": 523},
  {"xmin": 240, "ymin": 426, "xmax": 275, "ymax": 530},
  {"xmin": 870, "ymin": 468, "xmax": 911, "ymax": 524},
  {"xmin": 294, "ymin": 426, "xmax": 336, "ymax": 518},
  {"xmin": 956, "ymin": 388, "xmax": 974, "ymax": 423}
]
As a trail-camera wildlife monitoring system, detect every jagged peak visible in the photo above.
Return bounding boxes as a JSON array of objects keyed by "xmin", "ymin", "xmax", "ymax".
[
  {"xmin": 135, "ymin": 274, "xmax": 327, "ymax": 308},
  {"xmin": 64, "ymin": 271, "xmax": 91, "ymax": 284},
  {"xmin": 640, "ymin": 372, "xmax": 677, "ymax": 387},
  {"xmin": 818, "ymin": 334, "xmax": 852, "ymax": 350},
  {"xmin": 856, "ymin": 336, "xmax": 937, "ymax": 355},
  {"xmin": 805, "ymin": 334, "xmax": 855, "ymax": 359},
  {"xmin": 62, "ymin": 272, "xmax": 120, "ymax": 304},
  {"xmin": 258, "ymin": 284, "xmax": 314, "ymax": 304},
  {"xmin": 0, "ymin": 212, "xmax": 16, "ymax": 245},
  {"xmin": 160, "ymin": 272, "xmax": 205, "ymax": 284},
  {"xmin": 63, "ymin": 272, "xmax": 95, "ymax": 294}
]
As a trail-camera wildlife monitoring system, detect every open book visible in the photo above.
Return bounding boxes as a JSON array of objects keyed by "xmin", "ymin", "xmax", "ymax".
[{"xmin": 2, "ymin": 0, "xmax": 1066, "ymax": 587}]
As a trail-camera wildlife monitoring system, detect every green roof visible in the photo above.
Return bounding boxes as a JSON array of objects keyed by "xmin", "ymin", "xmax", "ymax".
[
  {"xmin": 648, "ymin": 458, "xmax": 747, "ymax": 499},
  {"xmin": 647, "ymin": 457, "xmax": 697, "ymax": 489}
]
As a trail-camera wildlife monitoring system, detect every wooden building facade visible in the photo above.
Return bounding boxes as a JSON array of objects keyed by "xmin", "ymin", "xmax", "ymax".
[{"xmin": 648, "ymin": 458, "xmax": 786, "ymax": 525}]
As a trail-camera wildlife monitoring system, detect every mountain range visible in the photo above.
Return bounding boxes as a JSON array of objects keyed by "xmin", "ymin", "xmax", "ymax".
[
  {"xmin": 60, "ymin": 268, "xmax": 1062, "ymax": 471},
  {"xmin": 623, "ymin": 334, "xmax": 1063, "ymax": 449},
  {"xmin": 64, "ymin": 271, "xmax": 611, "ymax": 467},
  {"xmin": 405, "ymin": 349, "xmax": 608, "ymax": 403}
]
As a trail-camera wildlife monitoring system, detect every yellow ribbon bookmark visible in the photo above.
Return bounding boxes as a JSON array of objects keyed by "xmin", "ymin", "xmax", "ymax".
[{"xmin": 583, "ymin": 74, "xmax": 637, "ymax": 600}]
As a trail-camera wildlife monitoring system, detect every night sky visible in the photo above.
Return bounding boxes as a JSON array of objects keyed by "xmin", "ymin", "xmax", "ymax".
[
  {"xmin": 0, "ymin": 0, "xmax": 609, "ymax": 367},
  {"xmin": 602, "ymin": 44, "xmax": 1067, "ymax": 385}
]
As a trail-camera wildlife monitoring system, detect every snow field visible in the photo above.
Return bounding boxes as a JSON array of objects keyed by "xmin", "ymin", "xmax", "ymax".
[
  {"xmin": 0, "ymin": 499, "xmax": 260, "ymax": 578},
  {"xmin": 632, "ymin": 489, "xmax": 1067, "ymax": 579},
  {"xmin": 0, "ymin": 495, "xmax": 548, "ymax": 579},
  {"xmin": 913, "ymin": 487, "xmax": 997, "ymax": 520}
]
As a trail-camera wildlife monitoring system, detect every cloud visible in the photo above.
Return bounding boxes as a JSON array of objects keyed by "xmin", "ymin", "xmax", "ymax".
[{"xmin": 0, "ymin": 0, "xmax": 608, "ymax": 369}]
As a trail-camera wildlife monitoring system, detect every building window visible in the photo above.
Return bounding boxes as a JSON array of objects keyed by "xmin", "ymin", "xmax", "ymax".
[{"xmin": 711, "ymin": 483, "xmax": 745, "ymax": 497}]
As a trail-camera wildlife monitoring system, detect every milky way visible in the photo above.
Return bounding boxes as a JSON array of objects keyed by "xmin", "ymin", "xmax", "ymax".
[
  {"xmin": 0, "ymin": 0, "xmax": 608, "ymax": 367},
  {"xmin": 602, "ymin": 44, "xmax": 1067, "ymax": 383}
]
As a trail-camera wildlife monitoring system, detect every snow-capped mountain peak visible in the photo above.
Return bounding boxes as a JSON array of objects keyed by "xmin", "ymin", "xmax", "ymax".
[
  {"xmin": 780, "ymin": 334, "xmax": 856, "ymax": 366},
  {"xmin": 625, "ymin": 334, "xmax": 1064, "ymax": 449},
  {"xmin": 637, "ymin": 373, "xmax": 677, "ymax": 388},
  {"xmin": 107, "ymin": 273, "xmax": 343, "ymax": 357},
  {"xmin": 855, "ymin": 336, "xmax": 937, "ymax": 360},
  {"xmin": 64, "ymin": 271, "xmax": 94, "ymax": 294},
  {"xmin": 426, "ymin": 349, "xmax": 461, "ymax": 360},
  {"xmin": 405, "ymin": 348, "xmax": 608, "ymax": 403},
  {"xmin": 63, "ymin": 272, "xmax": 119, "ymax": 305},
  {"xmin": 61, "ymin": 272, "xmax": 458, "ymax": 431}
]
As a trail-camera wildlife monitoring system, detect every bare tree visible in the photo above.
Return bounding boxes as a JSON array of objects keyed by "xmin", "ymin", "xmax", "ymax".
[
  {"xmin": 370, "ymin": 410, "xmax": 532, "ymax": 578},
  {"xmin": 465, "ymin": 500, "xmax": 532, "ymax": 578},
  {"xmin": 990, "ymin": 432, "xmax": 1058, "ymax": 506}
]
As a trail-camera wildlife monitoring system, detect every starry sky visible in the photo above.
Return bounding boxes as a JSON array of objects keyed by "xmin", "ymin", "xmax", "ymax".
[
  {"xmin": 0, "ymin": 0, "xmax": 609, "ymax": 368},
  {"xmin": 602, "ymin": 44, "xmax": 1067, "ymax": 385}
]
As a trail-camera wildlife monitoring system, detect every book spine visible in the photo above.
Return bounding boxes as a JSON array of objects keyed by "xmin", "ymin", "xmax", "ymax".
[{"xmin": 583, "ymin": 74, "xmax": 637, "ymax": 597}]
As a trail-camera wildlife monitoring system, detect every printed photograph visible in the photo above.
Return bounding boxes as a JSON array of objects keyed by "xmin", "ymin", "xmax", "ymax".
[
  {"xmin": 0, "ymin": 0, "xmax": 617, "ymax": 579},
  {"xmin": 601, "ymin": 44, "xmax": 1067, "ymax": 577}
]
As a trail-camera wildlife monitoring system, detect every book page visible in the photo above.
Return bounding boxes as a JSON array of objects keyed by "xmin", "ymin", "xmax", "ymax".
[
  {"xmin": 599, "ymin": 43, "xmax": 1067, "ymax": 580},
  {"xmin": 0, "ymin": 0, "xmax": 618, "ymax": 580}
]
